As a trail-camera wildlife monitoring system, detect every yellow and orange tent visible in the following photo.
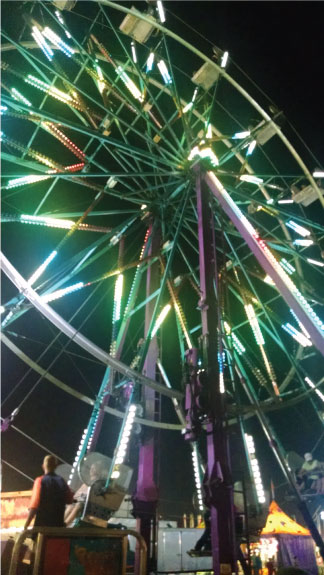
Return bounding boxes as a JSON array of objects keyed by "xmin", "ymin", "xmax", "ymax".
[{"xmin": 261, "ymin": 500, "xmax": 310, "ymax": 536}]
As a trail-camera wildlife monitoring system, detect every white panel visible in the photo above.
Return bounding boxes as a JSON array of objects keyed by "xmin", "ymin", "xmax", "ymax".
[
  {"xmin": 157, "ymin": 529, "xmax": 182, "ymax": 572},
  {"xmin": 157, "ymin": 528, "xmax": 212, "ymax": 572}
]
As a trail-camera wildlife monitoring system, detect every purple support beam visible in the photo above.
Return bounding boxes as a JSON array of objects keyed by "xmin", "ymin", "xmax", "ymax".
[
  {"xmin": 90, "ymin": 239, "xmax": 125, "ymax": 450},
  {"xmin": 196, "ymin": 171, "xmax": 237, "ymax": 575},
  {"xmin": 133, "ymin": 225, "xmax": 160, "ymax": 575},
  {"xmin": 204, "ymin": 171, "xmax": 324, "ymax": 357}
]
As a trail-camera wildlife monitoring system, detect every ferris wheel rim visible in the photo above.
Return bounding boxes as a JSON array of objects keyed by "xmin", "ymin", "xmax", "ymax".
[{"xmin": 1, "ymin": 0, "xmax": 323, "ymax": 426}]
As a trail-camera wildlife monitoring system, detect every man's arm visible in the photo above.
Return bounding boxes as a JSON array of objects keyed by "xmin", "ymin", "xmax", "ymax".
[
  {"xmin": 24, "ymin": 508, "xmax": 37, "ymax": 530},
  {"xmin": 24, "ymin": 476, "xmax": 42, "ymax": 529}
]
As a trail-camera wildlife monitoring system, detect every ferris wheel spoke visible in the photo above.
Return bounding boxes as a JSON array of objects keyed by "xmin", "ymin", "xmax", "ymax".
[
  {"xmin": 1, "ymin": 214, "xmax": 140, "ymax": 327},
  {"xmin": 83, "ymin": 13, "xmax": 185, "ymax": 159},
  {"xmin": 2, "ymin": 50, "xmax": 180, "ymax": 163},
  {"xmin": 2, "ymin": 100, "xmax": 175, "ymax": 174},
  {"xmin": 98, "ymin": 5, "xmax": 187, "ymax": 157},
  {"xmin": 176, "ymin": 242, "xmax": 200, "ymax": 288}
]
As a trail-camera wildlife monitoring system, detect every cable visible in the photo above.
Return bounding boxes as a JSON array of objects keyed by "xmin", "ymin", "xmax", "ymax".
[
  {"xmin": 14, "ymin": 280, "xmax": 110, "ymax": 413},
  {"xmin": 46, "ymin": 321, "xmax": 97, "ymax": 397},
  {"xmin": 287, "ymin": 119, "xmax": 323, "ymax": 169},
  {"xmin": 166, "ymin": 7, "xmax": 277, "ymax": 109},
  {"xmin": 1, "ymin": 459, "xmax": 34, "ymax": 483},
  {"xmin": 1, "ymin": 419, "xmax": 70, "ymax": 464}
]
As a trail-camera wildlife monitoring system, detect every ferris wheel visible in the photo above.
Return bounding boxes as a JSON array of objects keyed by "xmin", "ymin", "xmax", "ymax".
[{"xmin": 1, "ymin": 0, "xmax": 324, "ymax": 569}]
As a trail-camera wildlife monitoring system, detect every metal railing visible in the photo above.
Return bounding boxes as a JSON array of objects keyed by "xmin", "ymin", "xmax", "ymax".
[{"xmin": 9, "ymin": 526, "xmax": 146, "ymax": 575}]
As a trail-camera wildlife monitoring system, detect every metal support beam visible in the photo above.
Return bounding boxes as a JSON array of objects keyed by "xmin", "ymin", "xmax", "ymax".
[
  {"xmin": 196, "ymin": 169, "xmax": 237, "ymax": 574},
  {"xmin": 133, "ymin": 225, "xmax": 160, "ymax": 575},
  {"xmin": 204, "ymin": 171, "xmax": 324, "ymax": 357}
]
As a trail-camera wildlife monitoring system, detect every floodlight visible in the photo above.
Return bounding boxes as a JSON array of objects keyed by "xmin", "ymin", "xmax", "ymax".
[
  {"xmin": 291, "ymin": 184, "xmax": 324, "ymax": 207},
  {"xmin": 52, "ymin": 0, "xmax": 76, "ymax": 10},
  {"xmin": 192, "ymin": 61, "xmax": 219, "ymax": 91},
  {"xmin": 254, "ymin": 112, "xmax": 284, "ymax": 145},
  {"xmin": 119, "ymin": 7, "xmax": 156, "ymax": 44}
]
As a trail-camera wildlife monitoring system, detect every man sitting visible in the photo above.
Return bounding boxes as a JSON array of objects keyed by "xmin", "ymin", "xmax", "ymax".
[{"xmin": 297, "ymin": 453, "xmax": 323, "ymax": 493}]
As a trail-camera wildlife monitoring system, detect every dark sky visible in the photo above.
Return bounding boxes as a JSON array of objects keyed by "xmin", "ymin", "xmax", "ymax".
[
  {"xmin": 1, "ymin": 1, "xmax": 324, "ymax": 523},
  {"xmin": 168, "ymin": 1, "xmax": 323, "ymax": 159}
]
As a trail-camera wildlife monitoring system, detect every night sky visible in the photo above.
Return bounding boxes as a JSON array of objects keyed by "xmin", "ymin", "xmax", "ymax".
[{"xmin": 1, "ymin": 1, "xmax": 324, "ymax": 525}]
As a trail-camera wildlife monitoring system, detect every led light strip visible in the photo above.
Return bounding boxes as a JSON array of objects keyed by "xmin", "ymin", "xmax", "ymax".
[
  {"xmin": 110, "ymin": 404, "xmax": 137, "ymax": 480},
  {"xmin": 25, "ymin": 75, "xmax": 81, "ymax": 109},
  {"xmin": 240, "ymin": 174, "xmax": 263, "ymax": 184},
  {"xmin": 21, "ymin": 214, "xmax": 75, "ymax": 229},
  {"xmin": 244, "ymin": 303, "xmax": 279, "ymax": 395},
  {"xmin": 41, "ymin": 282, "xmax": 84, "ymax": 303},
  {"xmin": 64, "ymin": 162, "xmax": 85, "ymax": 172},
  {"xmin": 9, "ymin": 90, "xmax": 85, "ymax": 164},
  {"xmin": 286, "ymin": 220, "xmax": 311, "ymax": 237},
  {"xmin": 151, "ymin": 304, "xmax": 171, "ymax": 338},
  {"xmin": 130, "ymin": 41, "xmax": 137, "ymax": 64},
  {"xmin": 4, "ymin": 131, "xmax": 62, "ymax": 171},
  {"xmin": 307, "ymin": 258, "xmax": 324, "ymax": 268},
  {"xmin": 182, "ymin": 87, "xmax": 198, "ymax": 114},
  {"xmin": 68, "ymin": 428, "xmax": 89, "ymax": 485},
  {"xmin": 54, "ymin": 9, "xmax": 72, "ymax": 38},
  {"xmin": 290, "ymin": 309, "xmax": 310, "ymax": 339},
  {"xmin": 86, "ymin": 412, "xmax": 99, "ymax": 451},
  {"xmin": 280, "ymin": 258, "xmax": 295, "ymax": 275},
  {"xmin": 206, "ymin": 122, "xmax": 212, "ymax": 139},
  {"xmin": 42, "ymin": 27, "xmax": 74, "ymax": 57},
  {"xmin": 293, "ymin": 239, "xmax": 313, "ymax": 247},
  {"xmin": 305, "ymin": 377, "xmax": 324, "ymax": 402},
  {"xmin": 157, "ymin": 1, "xmax": 166, "ymax": 23},
  {"xmin": 221, "ymin": 51, "xmax": 229, "ymax": 68},
  {"xmin": 282, "ymin": 323, "xmax": 312, "ymax": 347},
  {"xmin": 11, "ymin": 88, "xmax": 32, "ymax": 108},
  {"xmin": 124, "ymin": 230, "xmax": 150, "ymax": 318},
  {"xmin": 224, "ymin": 321, "xmax": 246, "ymax": 355},
  {"xmin": 113, "ymin": 274, "xmax": 124, "ymax": 323},
  {"xmin": 233, "ymin": 131, "xmax": 250, "ymax": 139},
  {"xmin": 20, "ymin": 214, "xmax": 108, "ymax": 233},
  {"xmin": 218, "ymin": 351, "xmax": 225, "ymax": 393},
  {"xmin": 95, "ymin": 63, "xmax": 106, "ymax": 94},
  {"xmin": 246, "ymin": 140, "xmax": 257, "ymax": 156},
  {"xmin": 116, "ymin": 66, "xmax": 143, "ymax": 102},
  {"xmin": 245, "ymin": 304, "xmax": 265, "ymax": 345},
  {"xmin": 174, "ymin": 300, "xmax": 192, "ymax": 349},
  {"xmin": 146, "ymin": 52, "xmax": 154, "ymax": 73},
  {"xmin": 6, "ymin": 175, "xmax": 51, "ymax": 189},
  {"xmin": 192, "ymin": 444, "xmax": 204, "ymax": 511},
  {"xmin": 245, "ymin": 433, "xmax": 266, "ymax": 504},
  {"xmin": 43, "ymin": 123, "xmax": 85, "ymax": 160},
  {"xmin": 28, "ymin": 251, "xmax": 57, "ymax": 286},
  {"xmin": 157, "ymin": 60, "xmax": 172, "ymax": 85},
  {"xmin": 32, "ymin": 26, "xmax": 54, "ymax": 61}
]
